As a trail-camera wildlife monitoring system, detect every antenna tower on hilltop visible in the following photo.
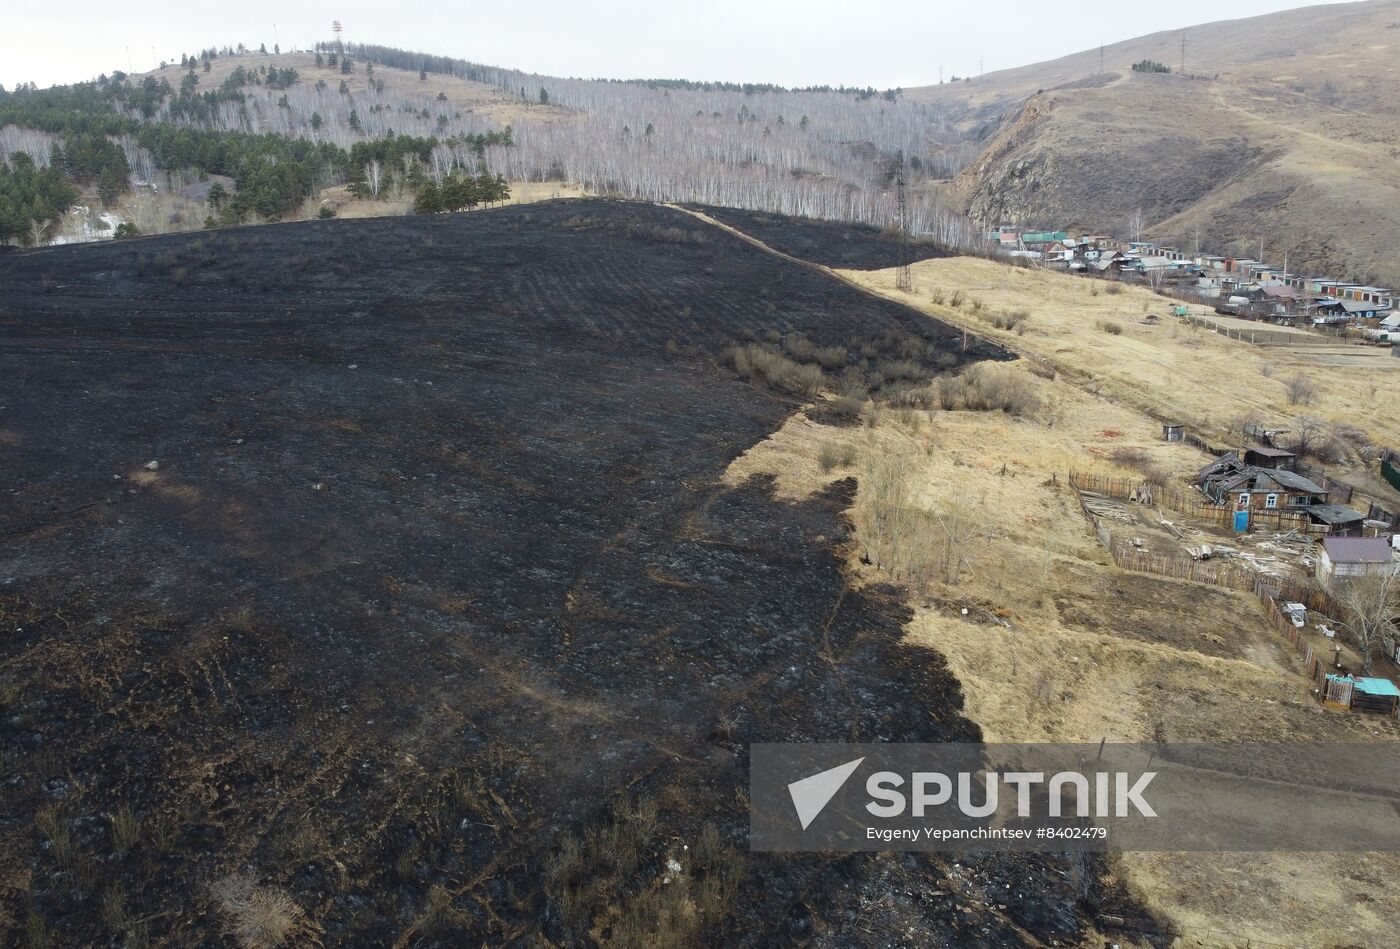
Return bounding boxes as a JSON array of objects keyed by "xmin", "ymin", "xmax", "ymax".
[{"xmin": 333, "ymin": 20, "xmax": 345, "ymax": 54}]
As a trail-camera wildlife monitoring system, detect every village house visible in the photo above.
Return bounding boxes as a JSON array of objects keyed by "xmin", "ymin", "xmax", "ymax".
[
  {"xmin": 1314, "ymin": 299, "xmax": 1385, "ymax": 322},
  {"xmin": 1316, "ymin": 536, "xmax": 1398, "ymax": 594},
  {"xmin": 1197, "ymin": 454, "xmax": 1329, "ymax": 510}
]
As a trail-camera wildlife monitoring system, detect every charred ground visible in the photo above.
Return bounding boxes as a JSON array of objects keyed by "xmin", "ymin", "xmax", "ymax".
[
  {"xmin": 687, "ymin": 205, "xmax": 954, "ymax": 271},
  {"xmin": 2, "ymin": 200, "xmax": 1118, "ymax": 945}
]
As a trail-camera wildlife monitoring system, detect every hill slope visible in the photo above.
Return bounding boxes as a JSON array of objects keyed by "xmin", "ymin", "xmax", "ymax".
[
  {"xmin": 910, "ymin": 0, "xmax": 1400, "ymax": 284},
  {"xmin": 0, "ymin": 201, "xmax": 1120, "ymax": 945}
]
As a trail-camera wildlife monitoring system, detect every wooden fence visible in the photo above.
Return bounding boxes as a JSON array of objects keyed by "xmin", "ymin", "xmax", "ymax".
[
  {"xmin": 1067, "ymin": 472, "xmax": 1319, "ymax": 533},
  {"xmin": 1109, "ymin": 543, "xmax": 1259, "ymax": 590},
  {"xmin": 1069, "ymin": 474, "xmax": 1267, "ymax": 592}
]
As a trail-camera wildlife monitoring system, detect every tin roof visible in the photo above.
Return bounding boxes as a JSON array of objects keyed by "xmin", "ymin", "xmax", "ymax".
[
  {"xmin": 1306, "ymin": 505, "xmax": 1364, "ymax": 525},
  {"xmin": 1322, "ymin": 536, "xmax": 1395, "ymax": 563}
]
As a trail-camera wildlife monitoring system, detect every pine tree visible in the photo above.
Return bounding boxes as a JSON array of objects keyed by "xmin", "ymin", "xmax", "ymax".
[
  {"xmin": 414, "ymin": 181, "xmax": 442, "ymax": 214},
  {"xmin": 538, "ymin": 87, "xmax": 549, "ymax": 105},
  {"xmin": 341, "ymin": 58, "xmax": 353, "ymax": 75},
  {"xmin": 310, "ymin": 112, "xmax": 323, "ymax": 131},
  {"xmin": 348, "ymin": 109, "xmax": 361, "ymax": 132},
  {"xmin": 419, "ymin": 66, "xmax": 427, "ymax": 81},
  {"xmin": 206, "ymin": 181, "xmax": 227, "ymax": 211},
  {"xmin": 315, "ymin": 52, "xmax": 324, "ymax": 67}
]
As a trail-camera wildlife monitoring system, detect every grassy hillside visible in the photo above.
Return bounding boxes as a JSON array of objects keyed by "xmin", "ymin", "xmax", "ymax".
[{"xmin": 909, "ymin": 0, "xmax": 1400, "ymax": 284}]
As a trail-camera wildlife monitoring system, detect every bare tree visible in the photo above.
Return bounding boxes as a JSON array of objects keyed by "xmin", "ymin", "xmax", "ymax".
[
  {"xmin": 364, "ymin": 160, "xmax": 383, "ymax": 198},
  {"xmin": 1127, "ymin": 208, "xmax": 1146, "ymax": 243},
  {"xmin": 1285, "ymin": 374, "xmax": 1316, "ymax": 406},
  {"xmin": 1335, "ymin": 572, "xmax": 1400, "ymax": 676}
]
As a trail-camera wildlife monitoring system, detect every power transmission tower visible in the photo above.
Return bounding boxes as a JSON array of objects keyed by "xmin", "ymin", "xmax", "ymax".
[{"xmin": 895, "ymin": 152, "xmax": 912, "ymax": 292}]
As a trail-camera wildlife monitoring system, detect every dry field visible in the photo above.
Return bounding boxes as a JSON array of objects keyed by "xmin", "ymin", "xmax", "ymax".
[
  {"xmin": 844, "ymin": 259, "xmax": 1400, "ymax": 485},
  {"xmin": 682, "ymin": 208, "xmax": 1400, "ymax": 945},
  {"xmin": 310, "ymin": 179, "xmax": 588, "ymax": 220},
  {"xmin": 723, "ymin": 357, "xmax": 1400, "ymax": 946}
]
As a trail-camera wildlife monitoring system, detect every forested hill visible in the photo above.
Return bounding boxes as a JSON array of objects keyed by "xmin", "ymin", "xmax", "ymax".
[{"xmin": 1, "ymin": 41, "xmax": 980, "ymax": 249}]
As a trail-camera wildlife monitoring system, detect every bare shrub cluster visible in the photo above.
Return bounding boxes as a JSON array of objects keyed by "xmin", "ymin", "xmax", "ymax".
[
  {"xmin": 934, "ymin": 364, "xmax": 1040, "ymax": 416},
  {"xmin": 211, "ymin": 873, "xmax": 313, "ymax": 949},
  {"xmin": 818, "ymin": 442, "xmax": 858, "ymax": 472},
  {"xmin": 984, "ymin": 309, "xmax": 1030, "ymax": 334},
  {"xmin": 728, "ymin": 344, "xmax": 825, "ymax": 396},
  {"xmin": 857, "ymin": 453, "xmax": 977, "ymax": 593},
  {"xmin": 1285, "ymin": 374, "xmax": 1317, "ymax": 406}
]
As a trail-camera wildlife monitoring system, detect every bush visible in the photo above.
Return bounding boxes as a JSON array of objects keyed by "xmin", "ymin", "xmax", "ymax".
[
  {"xmin": 1104, "ymin": 282, "xmax": 1123, "ymax": 295},
  {"xmin": 829, "ymin": 394, "xmax": 865, "ymax": 423},
  {"xmin": 988, "ymin": 309, "xmax": 1030, "ymax": 333},
  {"xmin": 113, "ymin": 222, "xmax": 139, "ymax": 239},
  {"xmin": 1097, "ymin": 320, "xmax": 1123, "ymax": 335},
  {"xmin": 818, "ymin": 442, "xmax": 858, "ymax": 472},
  {"xmin": 940, "ymin": 364, "xmax": 1040, "ymax": 416},
  {"xmin": 949, "ymin": 290, "xmax": 966, "ymax": 309},
  {"xmin": 728, "ymin": 344, "xmax": 825, "ymax": 396},
  {"xmin": 1285, "ymin": 374, "xmax": 1316, "ymax": 405}
]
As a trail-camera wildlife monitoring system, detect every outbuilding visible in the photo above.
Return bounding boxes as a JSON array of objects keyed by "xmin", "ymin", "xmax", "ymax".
[{"xmin": 1316, "ymin": 536, "xmax": 1398, "ymax": 593}]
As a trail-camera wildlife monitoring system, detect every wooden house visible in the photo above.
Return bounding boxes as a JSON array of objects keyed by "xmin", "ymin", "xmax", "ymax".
[{"xmin": 1316, "ymin": 536, "xmax": 1398, "ymax": 593}]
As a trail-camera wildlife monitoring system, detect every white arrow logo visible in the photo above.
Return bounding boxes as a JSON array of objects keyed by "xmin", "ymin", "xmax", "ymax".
[{"xmin": 787, "ymin": 757, "xmax": 865, "ymax": 830}]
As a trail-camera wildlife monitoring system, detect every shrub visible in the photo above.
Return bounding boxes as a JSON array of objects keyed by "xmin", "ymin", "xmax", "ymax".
[
  {"xmin": 928, "ymin": 288, "xmax": 946, "ymax": 305},
  {"xmin": 729, "ymin": 344, "xmax": 825, "ymax": 396},
  {"xmin": 1097, "ymin": 320, "xmax": 1123, "ymax": 335},
  {"xmin": 1285, "ymin": 374, "xmax": 1316, "ymax": 405},
  {"xmin": 829, "ymin": 394, "xmax": 865, "ymax": 423},
  {"xmin": 941, "ymin": 364, "xmax": 1040, "ymax": 416},
  {"xmin": 949, "ymin": 290, "xmax": 966, "ymax": 308},
  {"xmin": 212, "ymin": 874, "xmax": 310, "ymax": 949},
  {"xmin": 1104, "ymin": 282, "xmax": 1123, "ymax": 295},
  {"xmin": 988, "ymin": 309, "xmax": 1030, "ymax": 333},
  {"xmin": 818, "ymin": 442, "xmax": 858, "ymax": 472}
]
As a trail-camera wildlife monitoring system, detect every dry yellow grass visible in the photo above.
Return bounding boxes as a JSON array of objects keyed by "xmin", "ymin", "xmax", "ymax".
[
  {"xmin": 724, "ymin": 359, "xmax": 1400, "ymax": 947},
  {"xmin": 308, "ymin": 180, "xmax": 587, "ymax": 221},
  {"xmin": 844, "ymin": 259, "xmax": 1400, "ymax": 470}
]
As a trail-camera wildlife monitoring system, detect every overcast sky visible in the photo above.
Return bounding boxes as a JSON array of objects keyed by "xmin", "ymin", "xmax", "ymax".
[{"xmin": 3, "ymin": 0, "xmax": 1344, "ymax": 90}]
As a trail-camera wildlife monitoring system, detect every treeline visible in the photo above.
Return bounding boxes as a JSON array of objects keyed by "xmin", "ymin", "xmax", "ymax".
[
  {"xmin": 0, "ymin": 152, "xmax": 80, "ymax": 244},
  {"xmin": 615, "ymin": 78, "xmax": 899, "ymax": 100},
  {"xmin": 0, "ymin": 76, "xmax": 515, "ymax": 233},
  {"xmin": 413, "ymin": 168, "xmax": 510, "ymax": 213},
  {"xmin": 1131, "ymin": 60, "xmax": 1172, "ymax": 74}
]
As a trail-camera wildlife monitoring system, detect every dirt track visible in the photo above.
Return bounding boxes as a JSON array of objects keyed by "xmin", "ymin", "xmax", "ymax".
[{"xmin": 0, "ymin": 201, "xmax": 1124, "ymax": 945}]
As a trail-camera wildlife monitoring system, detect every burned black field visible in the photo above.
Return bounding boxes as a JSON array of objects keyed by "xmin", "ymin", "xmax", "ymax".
[
  {"xmin": 1, "ymin": 200, "xmax": 1110, "ymax": 945},
  {"xmin": 687, "ymin": 206, "xmax": 954, "ymax": 270}
]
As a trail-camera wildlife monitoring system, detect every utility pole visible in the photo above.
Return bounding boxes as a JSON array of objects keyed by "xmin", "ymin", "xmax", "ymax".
[
  {"xmin": 1100, "ymin": 41, "xmax": 1105, "ymax": 75},
  {"xmin": 1180, "ymin": 30, "xmax": 1186, "ymax": 75},
  {"xmin": 895, "ymin": 151, "xmax": 913, "ymax": 293}
]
